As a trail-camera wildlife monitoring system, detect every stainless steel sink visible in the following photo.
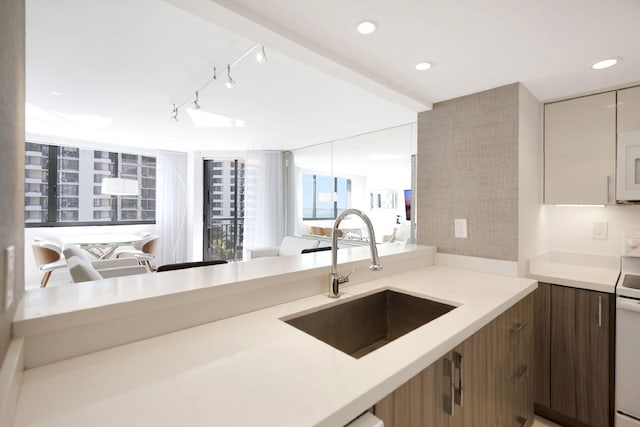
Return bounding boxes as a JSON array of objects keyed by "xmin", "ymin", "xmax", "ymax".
[{"xmin": 283, "ymin": 289, "xmax": 457, "ymax": 358}]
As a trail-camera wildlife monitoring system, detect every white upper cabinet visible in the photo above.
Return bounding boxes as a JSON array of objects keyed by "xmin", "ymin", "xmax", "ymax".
[
  {"xmin": 616, "ymin": 86, "xmax": 640, "ymax": 202},
  {"xmin": 544, "ymin": 91, "xmax": 616, "ymax": 204},
  {"xmin": 618, "ymin": 86, "xmax": 640, "ymax": 133}
]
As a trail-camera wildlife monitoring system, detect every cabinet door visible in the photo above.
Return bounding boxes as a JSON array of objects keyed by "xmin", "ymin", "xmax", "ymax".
[
  {"xmin": 616, "ymin": 86, "xmax": 640, "ymax": 201},
  {"xmin": 374, "ymin": 355, "xmax": 450, "ymax": 427},
  {"xmin": 549, "ymin": 286, "xmax": 610, "ymax": 427},
  {"xmin": 454, "ymin": 295, "xmax": 533, "ymax": 427},
  {"xmin": 374, "ymin": 295, "xmax": 534, "ymax": 427},
  {"xmin": 513, "ymin": 294, "xmax": 534, "ymax": 427},
  {"xmin": 489, "ymin": 294, "xmax": 534, "ymax": 427},
  {"xmin": 534, "ymin": 282, "xmax": 551, "ymax": 407},
  {"xmin": 544, "ymin": 92, "xmax": 616, "ymax": 204},
  {"xmin": 618, "ymin": 86, "xmax": 640, "ymax": 133}
]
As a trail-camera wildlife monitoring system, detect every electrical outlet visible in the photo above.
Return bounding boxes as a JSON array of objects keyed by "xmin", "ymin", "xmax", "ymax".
[
  {"xmin": 592, "ymin": 221, "xmax": 608, "ymax": 240},
  {"xmin": 454, "ymin": 219, "xmax": 468, "ymax": 239},
  {"xmin": 4, "ymin": 246, "xmax": 15, "ymax": 310}
]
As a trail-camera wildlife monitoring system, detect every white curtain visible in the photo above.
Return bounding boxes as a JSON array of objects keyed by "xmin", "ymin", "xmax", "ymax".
[
  {"xmin": 156, "ymin": 150, "xmax": 188, "ymax": 266},
  {"xmin": 243, "ymin": 151, "xmax": 286, "ymax": 253}
]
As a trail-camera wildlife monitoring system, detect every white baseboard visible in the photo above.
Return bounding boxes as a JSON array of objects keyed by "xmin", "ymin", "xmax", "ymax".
[
  {"xmin": 0, "ymin": 338, "xmax": 24, "ymax": 427},
  {"xmin": 435, "ymin": 253, "xmax": 519, "ymax": 277}
]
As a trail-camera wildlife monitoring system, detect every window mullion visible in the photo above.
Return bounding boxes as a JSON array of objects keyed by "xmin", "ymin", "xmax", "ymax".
[
  {"xmin": 312, "ymin": 175, "xmax": 317, "ymax": 219},
  {"xmin": 113, "ymin": 153, "xmax": 119, "ymax": 222},
  {"xmin": 48, "ymin": 145, "xmax": 59, "ymax": 222},
  {"xmin": 232, "ymin": 159, "xmax": 239, "ymax": 260}
]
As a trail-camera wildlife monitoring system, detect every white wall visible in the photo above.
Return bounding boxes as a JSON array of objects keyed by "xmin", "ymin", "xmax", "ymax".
[
  {"xmin": 188, "ymin": 151, "xmax": 203, "ymax": 261},
  {"xmin": 543, "ymin": 204, "xmax": 640, "ymax": 256},
  {"xmin": 517, "ymin": 85, "xmax": 547, "ymax": 275}
]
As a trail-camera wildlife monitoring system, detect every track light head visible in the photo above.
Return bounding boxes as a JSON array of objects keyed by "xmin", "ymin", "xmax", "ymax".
[
  {"xmin": 225, "ymin": 64, "xmax": 235, "ymax": 89},
  {"xmin": 256, "ymin": 45, "xmax": 267, "ymax": 64},
  {"xmin": 193, "ymin": 91, "xmax": 201, "ymax": 109}
]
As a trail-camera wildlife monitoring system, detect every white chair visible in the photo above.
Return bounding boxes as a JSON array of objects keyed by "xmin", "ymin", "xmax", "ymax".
[
  {"xmin": 32, "ymin": 240, "xmax": 67, "ymax": 287},
  {"xmin": 114, "ymin": 234, "xmax": 159, "ymax": 270},
  {"xmin": 384, "ymin": 225, "xmax": 411, "ymax": 244},
  {"xmin": 107, "ymin": 232, "xmax": 150, "ymax": 257},
  {"xmin": 63, "ymin": 244, "xmax": 141, "ymax": 270},
  {"xmin": 67, "ymin": 256, "xmax": 148, "ymax": 283},
  {"xmin": 246, "ymin": 236, "xmax": 321, "ymax": 259}
]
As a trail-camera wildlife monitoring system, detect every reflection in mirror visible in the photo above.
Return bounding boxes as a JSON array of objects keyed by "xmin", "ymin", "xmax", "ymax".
[
  {"xmin": 289, "ymin": 123, "xmax": 416, "ymax": 247},
  {"xmin": 371, "ymin": 190, "xmax": 396, "ymax": 209}
]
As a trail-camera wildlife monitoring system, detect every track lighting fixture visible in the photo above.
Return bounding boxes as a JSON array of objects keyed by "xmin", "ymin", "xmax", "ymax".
[
  {"xmin": 193, "ymin": 91, "xmax": 201, "ymax": 109},
  {"xmin": 170, "ymin": 42, "xmax": 267, "ymax": 122},
  {"xmin": 256, "ymin": 45, "xmax": 267, "ymax": 64},
  {"xmin": 225, "ymin": 64, "xmax": 235, "ymax": 89}
]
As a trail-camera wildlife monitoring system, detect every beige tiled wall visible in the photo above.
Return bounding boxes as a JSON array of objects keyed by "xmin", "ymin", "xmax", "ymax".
[
  {"xmin": 0, "ymin": 0, "xmax": 25, "ymax": 363},
  {"xmin": 416, "ymin": 83, "xmax": 519, "ymax": 261}
]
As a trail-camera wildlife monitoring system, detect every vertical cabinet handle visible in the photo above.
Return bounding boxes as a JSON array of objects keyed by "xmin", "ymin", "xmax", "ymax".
[
  {"xmin": 598, "ymin": 295, "xmax": 603, "ymax": 328},
  {"xmin": 606, "ymin": 175, "xmax": 612, "ymax": 204},
  {"xmin": 453, "ymin": 351, "xmax": 464, "ymax": 407},
  {"xmin": 443, "ymin": 357, "xmax": 455, "ymax": 416}
]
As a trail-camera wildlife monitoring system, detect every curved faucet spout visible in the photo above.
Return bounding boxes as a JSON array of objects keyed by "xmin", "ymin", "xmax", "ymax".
[{"xmin": 329, "ymin": 209, "xmax": 383, "ymax": 298}]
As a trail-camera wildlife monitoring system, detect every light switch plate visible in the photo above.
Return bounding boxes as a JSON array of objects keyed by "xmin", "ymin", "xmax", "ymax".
[
  {"xmin": 592, "ymin": 221, "xmax": 608, "ymax": 240},
  {"xmin": 4, "ymin": 245, "xmax": 15, "ymax": 310},
  {"xmin": 454, "ymin": 219, "xmax": 468, "ymax": 239}
]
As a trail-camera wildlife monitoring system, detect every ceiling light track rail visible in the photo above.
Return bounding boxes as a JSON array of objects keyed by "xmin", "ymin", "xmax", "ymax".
[{"xmin": 170, "ymin": 42, "xmax": 267, "ymax": 121}]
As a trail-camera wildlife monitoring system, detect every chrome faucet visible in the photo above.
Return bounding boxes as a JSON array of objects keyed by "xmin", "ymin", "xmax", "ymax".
[{"xmin": 329, "ymin": 209, "xmax": 383, "ymax": 298}]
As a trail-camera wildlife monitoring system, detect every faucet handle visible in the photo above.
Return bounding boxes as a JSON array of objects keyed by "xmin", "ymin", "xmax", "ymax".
[{"xmin": 335, "ymin": 268, "xmax": 356, "ymax": 285}]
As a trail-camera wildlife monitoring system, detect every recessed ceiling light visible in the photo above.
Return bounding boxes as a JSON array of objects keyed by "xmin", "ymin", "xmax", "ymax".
[
  {"xmin": 49, "ymin": 91, "xmax": 62, "ymax": 96},
  {"xmin": 591, "ymin": 58, "xmax": 619, "ymax": 70},
  {"xmin": 415, "ymin": 62, "xmax": 432, "ymax": 71},
  {"xmin": 357, "ymin": 21, "xmax": 377, "ymax": 35}
]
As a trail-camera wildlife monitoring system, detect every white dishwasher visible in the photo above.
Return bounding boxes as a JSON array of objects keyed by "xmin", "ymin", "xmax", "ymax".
[{"xmin": 616, "ymin": 233, "xmax": 640, "ymax": 426}]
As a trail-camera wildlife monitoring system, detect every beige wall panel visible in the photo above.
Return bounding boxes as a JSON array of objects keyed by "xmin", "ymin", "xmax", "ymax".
[
  {"xmin": 0, "ymin": 0, "xmax": 26, "ymax": 363},
  {"xmin": 417, "ymin": 83, "xmax": 519, "ymax": 261}
]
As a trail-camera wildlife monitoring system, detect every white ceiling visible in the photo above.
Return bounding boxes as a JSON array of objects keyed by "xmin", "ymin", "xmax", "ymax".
[
  {"xmin": 25, "ymin": 0, "xmax": 416, "ymax": 152},
  {"xmin": 208, "ymin": 0, "xmax": 640, "ymax": 104},
  {"xmin": 26, "ymin": 0, "xmax": 640, "ymax": 153}
]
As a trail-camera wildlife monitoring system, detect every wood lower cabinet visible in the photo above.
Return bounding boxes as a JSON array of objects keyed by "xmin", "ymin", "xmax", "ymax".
[
  {"xmin": 374, "ymin": 294, "xmax": 534, "ymax": 427},
  {"xmin": 534, "ymin": 283, "xmax": 613, "ymax": 427}
]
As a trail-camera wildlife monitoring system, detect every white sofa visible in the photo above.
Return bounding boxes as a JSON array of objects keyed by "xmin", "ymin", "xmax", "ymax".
[
  {"xmin": 63, "ymin": 244, "xmax": 149, "ymax": 283},
  {"xmin": 245, "ymin": 236, "xmax": 327, "ymax": 259}
]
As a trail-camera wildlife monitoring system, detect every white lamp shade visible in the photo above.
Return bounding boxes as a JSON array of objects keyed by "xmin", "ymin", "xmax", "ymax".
[{"xmin": 101, "ymin": 178, "xmax": 138, "ymax": 196}]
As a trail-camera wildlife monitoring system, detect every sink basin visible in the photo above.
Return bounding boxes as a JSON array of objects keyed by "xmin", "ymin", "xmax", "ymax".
[{"xmin": 283, "ymin": 289, "xmax": 457, "ymax": 358}]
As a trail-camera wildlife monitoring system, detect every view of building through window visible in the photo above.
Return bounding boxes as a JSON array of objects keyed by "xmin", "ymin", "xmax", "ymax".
[
  {"xmin": 302, "ymin": 173, "xmax": 351, "ymax": 220},
  {"xmin": 25, "ymin": 142, "xmax": 156, "ymax": 225},
  {"xmin": 203, "ymin": 159, "xmax": 245, "ymax": 261}
]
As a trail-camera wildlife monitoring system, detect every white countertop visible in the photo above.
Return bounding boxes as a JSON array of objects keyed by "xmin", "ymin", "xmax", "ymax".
[
  {"xmin": 13, "ymin": 265, "xmax": 536, "ymax": 427},
  {"xmin": 15, "ymin": 244, "xmax": 425, "ymax": 326},
  {"xmin": 528, "ymin": 251, "xmax": 620, "ymax": 293}
]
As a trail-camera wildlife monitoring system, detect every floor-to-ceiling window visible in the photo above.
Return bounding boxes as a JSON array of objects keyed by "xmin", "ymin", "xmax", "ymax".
[
  {"xmin": 203, "ymin": 159, "xmax": 245, "ymax": 261},
  {"xmin": 24, "ymin": 141, "xmax": 156, "ymax": 226}
]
